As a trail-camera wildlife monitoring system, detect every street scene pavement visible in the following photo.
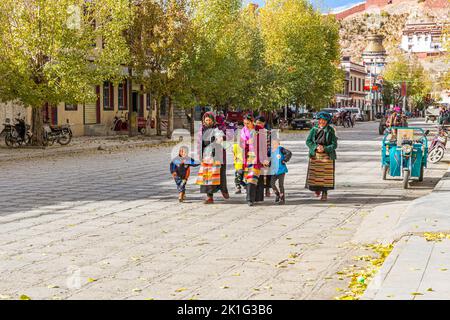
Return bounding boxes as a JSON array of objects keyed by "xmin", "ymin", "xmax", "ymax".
[{"xmin": 0, "ymin": 119, "xmax": 448, "ymax": 300}]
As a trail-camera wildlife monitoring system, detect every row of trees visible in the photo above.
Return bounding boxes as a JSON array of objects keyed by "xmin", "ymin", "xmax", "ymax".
[
  {"xmin": 0, "ymin": 0, "xmax": 343, "ymax": 144},
  {"xmin": 381, "ymin": 54, "xmax": 432, "ymax": 111}
]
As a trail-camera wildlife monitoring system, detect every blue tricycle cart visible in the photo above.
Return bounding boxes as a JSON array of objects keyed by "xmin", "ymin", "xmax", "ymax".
[{"xmin": 381, "ymin": 127, "xmax": 429, "ymax": 189}]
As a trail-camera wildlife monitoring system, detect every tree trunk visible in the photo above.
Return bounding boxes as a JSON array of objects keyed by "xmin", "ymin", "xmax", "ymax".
[
  {"xmin": 167, "ymin": 96, "xmax": 174, "ymax": 139},
  {"xmin": 190, "ymin": 106, "xmax": 195, "ymax": 136},
  {"xmin": 31, "ymin": 106, "xmax": 45, "ymax": 146},
  {"xmin": 268, "ymin": 111, "xmax": 273, "ymax": 129},
  {"xmin": 155, "ymin": 97, "xmax": 161, "ymax": 136}
]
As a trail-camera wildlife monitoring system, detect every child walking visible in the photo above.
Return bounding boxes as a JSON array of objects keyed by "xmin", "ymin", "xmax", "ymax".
[
  {"xmin": 270, "ymin": 139, "xmax": 292, "ymax": 205},
  {"xmin": 170, "ymin": 146, "xmax": 200, "ymax": 202},
  {"xmin": 233, "ymin": 141, "xmax": 246, "ymax": 194}
]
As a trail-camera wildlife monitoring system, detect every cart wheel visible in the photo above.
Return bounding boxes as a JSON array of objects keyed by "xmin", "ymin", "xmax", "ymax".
[
  {"xmin": 403, "ymin": 170, "xmax": 410, "ymax": 189},
  {"xmin": 428, "ymin": 147, "xmax": 445, "ymax": 164},
  {"xmin": 418, "ymin": 165, "xmax": 424, "ymax": 182},
  {"xmin": 382, "ymin": 165, "xmax": 389, "ymax": 180},
  {"xmin": 140, "ymin": 128, "xmax": 146, "ymax": 135}
]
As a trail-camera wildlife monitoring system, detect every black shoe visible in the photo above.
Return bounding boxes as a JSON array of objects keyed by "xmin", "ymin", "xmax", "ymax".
[
  {"xmin": 235, "ymin": 188, "xmax": 242, "ymax": 194},
  {"xmin": 247, "ymin": 201, "xmax": 254, "ymax": 207},
  {"xmin": 279, "ymin": 194, "xmax": 285, "ymax": 205},
  {"xmin": 275, "ymin": 193, "xmax": 280, "ymax": 203}
]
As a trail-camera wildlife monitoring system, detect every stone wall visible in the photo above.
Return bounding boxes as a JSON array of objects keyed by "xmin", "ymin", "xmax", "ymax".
[
  {"xmin": 334, "ymin": 3, "xmax": 367, "ymax": 20},
  {"xmin": 425, "ymin": 0, "xmax": 449, "ymax": 9},
  {"xmin": 365, "ymin": 0, "xmax": 390, "ymax": 9},
  {"xmin": 0, "ymin": 102, "xmax": 30, "ymax": 129}
]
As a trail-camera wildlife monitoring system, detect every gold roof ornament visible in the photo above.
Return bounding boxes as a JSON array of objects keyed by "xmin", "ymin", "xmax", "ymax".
[{"xmin": 363, "ymin": 35, "xmax": 386, "ymax": 55}]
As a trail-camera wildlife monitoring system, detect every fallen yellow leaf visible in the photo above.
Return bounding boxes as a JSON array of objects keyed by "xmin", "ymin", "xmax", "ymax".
[
  {"xmin": 19, "ymin": 295, "xmax": 31, "ymax": 300},
  {"xmin": 175, "ymin": 288, "xmax": 187, "ymax": 293}
]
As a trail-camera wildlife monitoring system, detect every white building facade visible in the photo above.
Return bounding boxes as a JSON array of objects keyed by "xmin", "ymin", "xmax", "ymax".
[
  {"xmin": 400, "ymin": 22, "xmax": 448, "ymax": 56},
  {"xmin": 334, "ymin": 57, "xmax": 369, "ymax": 110}
]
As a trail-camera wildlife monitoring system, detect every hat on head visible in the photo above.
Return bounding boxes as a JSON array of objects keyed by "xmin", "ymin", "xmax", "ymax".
[
  {"xmin": 317, "ymin": 111, "xmax": 332, "ymax": 123},
  {"xmin": 202, "ymin": 111, "xmax": 216, "ymax": 125},
  {"xmin": 255, "ymin": 116, "xmax": 266, "ymax": 123}
]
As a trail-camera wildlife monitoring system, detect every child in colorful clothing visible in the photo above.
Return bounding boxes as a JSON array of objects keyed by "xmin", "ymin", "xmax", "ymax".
[
  {"xmin": 233, "ymin": 142, "xmax": 246, "ymax": 194},
  {"xmin": 270, "ymin": 139, "xmax": 292, "ymax": 205},
  {"xmin": 170, "ymin": 146, "xmax": 200, "ymax": 202}
]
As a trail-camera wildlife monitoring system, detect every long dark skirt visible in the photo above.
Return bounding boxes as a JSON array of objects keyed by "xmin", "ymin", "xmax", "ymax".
[
  {"xmin": 255, "ymin": 175, "xmax": 265, "ymax": 202},
  {"xmin": 200, "ymin": 165, "xmax": 228, "ymax": 196},
  {"xmin": 305, "ymin": 153, "xmax": 335, "ymax": 192}
]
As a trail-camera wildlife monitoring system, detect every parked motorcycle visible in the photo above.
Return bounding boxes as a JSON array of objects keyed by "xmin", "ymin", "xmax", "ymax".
[
  {"xmin": 342, "ymin": 114, "xmax": 354, "ymax": 128},
  {"xmin": 379, "ymin": 116, "xmax": 387, "ymax": 135},
  {"xmin": 111, "ymin": 111, "xmax": 128, "ymax": 132},
  {"xmin": 278, "ymin": 118, "xmax": 289, "ymax": 132},
  {"xmin": 428, "ymin": 127, "xmax": 448, "ymax": 164},
  {"xmin": 2, "ymin": 114, "xmax": 31, "ymax": 148},
  {"xmin": 43, "ymin": 121, "xmax": 72, "ymax": 146}
]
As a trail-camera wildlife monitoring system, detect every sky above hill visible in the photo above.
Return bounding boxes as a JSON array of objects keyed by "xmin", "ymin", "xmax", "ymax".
[{"xmin": 243, "ymin": 0, "xmax": 364, "ymax": 13}]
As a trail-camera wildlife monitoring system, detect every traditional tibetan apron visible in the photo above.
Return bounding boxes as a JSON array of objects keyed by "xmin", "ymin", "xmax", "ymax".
[
  {"xmin": 244, "ymin": 150, "xmax": 261, "ymax": 185},
  {"xmin": 196, "ymin": 158, "xmax": 222, "ymax": 187},
  {"xmin": 306, "ymin": 152, "xmax": 335, "ymax": 192}
]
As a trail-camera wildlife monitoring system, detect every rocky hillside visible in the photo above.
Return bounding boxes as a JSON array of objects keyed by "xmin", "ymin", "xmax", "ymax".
[{"xmin": 338, "ymin": 1, "xmax": 448, "ymax": 68}]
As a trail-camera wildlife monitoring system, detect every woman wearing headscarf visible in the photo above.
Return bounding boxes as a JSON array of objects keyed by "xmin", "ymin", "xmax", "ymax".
[
  {"xmin": 255, "ymin": 116, "xmax": 271, "ymax": 200},
  {"xmin": 196, "ymin": 112, "xmax": 230, "ymax": 204},
  {"xmin": 241, "ymin": 114, "xmax": 266, "ymax": 206},
  {"xmin": 305, "ymin": 111, "xmax": 338, "ymax": 201}
]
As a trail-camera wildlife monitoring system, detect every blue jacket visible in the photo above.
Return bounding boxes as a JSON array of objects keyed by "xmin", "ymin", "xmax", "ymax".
[
  {"xmin": 270, "ymin": 146, "xmax": 292, "ymax": 175},
  {"xmin": 170, "ymin": 156, "xmax": 200, "ymax": 179}
]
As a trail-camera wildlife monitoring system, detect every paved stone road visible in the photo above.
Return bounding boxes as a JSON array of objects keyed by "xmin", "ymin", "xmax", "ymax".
[{"xmin": 0, "ymin": 120, "xmax": 446, "ymax": 300}]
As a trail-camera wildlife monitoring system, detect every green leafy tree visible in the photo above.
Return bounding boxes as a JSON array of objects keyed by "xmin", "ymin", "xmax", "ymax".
[
  {"xmin": 0, "ymin": 0, "xmax": 132, "ymax": 145},
  {"xmin": 383, "ymin": 54, "xmax": 431, "ymax": 110},
  {"xmin": 131, "ymin": 0, "xmax": 192, "ymax": 138},
  {"xmin": 183, "ymin": 0, "xmax": 245, "ymax": 109},
  {"xmin": 260, "ymin": 0, "xmax": 343, "ymax": 110}
]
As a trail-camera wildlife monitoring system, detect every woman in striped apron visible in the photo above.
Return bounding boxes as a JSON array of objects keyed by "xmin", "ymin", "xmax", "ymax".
[
  {"xmin": 305, "ymin": 111, "xmax": 338, "ymax": 201},
  {"xmin": 241, "ymin": 114, "xmax": 265, "ymax": 206},
  {"xmin": 196, "ymin": 112, "xmax": 229, "ymax": 204}
]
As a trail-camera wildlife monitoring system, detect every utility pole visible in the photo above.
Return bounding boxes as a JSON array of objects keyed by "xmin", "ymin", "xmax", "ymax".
[
  {"xmin": 370, "ymin": 72, "xmax": 372, "ymax": 118},
  {"xmin": 128, "ymin": 68, "xmax": 133, "ymax": 137},
  {"xmin": 128, "ymin": 0, "xmax": 134, "ymax": 137}
]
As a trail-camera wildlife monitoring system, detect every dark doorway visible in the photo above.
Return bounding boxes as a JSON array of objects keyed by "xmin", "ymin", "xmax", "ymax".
[{"xmin": 132, "ymin": 91, "xmax": 138, "ymax": 113}]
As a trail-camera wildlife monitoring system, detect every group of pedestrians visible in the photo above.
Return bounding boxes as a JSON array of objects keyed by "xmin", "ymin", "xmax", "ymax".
[{"xmin": 169, "ymin": 111, "xmax": 338, "ymax": 206}]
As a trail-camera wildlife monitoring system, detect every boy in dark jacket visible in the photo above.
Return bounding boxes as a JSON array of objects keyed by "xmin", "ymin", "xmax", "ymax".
[
  {"xmin": 270, "ymin": 139, "xmax": 292, "ymax": 205},
  {"xmin": 170, "ymin": 146, "xmax": 200, "ymax": 202}
]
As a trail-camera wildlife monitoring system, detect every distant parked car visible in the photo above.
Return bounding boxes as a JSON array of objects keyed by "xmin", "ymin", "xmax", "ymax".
[
  {"xmin": 346, "ymin": 107, "xmax": 365, "ymax": 121},
  {"xmin": 320, "ymin": 108, "xmax": 340, "ymax": 116},
  {"xmin": 425, "ymin": 106, "xmax": 439, "ymax": 123},
  {"xmin": 290, "ymin": 113, "xmax": 314, "ymax": 130},
  {"xmin": 226, "ymin": 111, "xmax": 244, "ymax": 125}
]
